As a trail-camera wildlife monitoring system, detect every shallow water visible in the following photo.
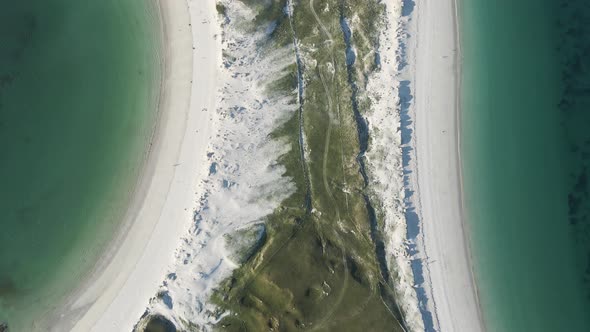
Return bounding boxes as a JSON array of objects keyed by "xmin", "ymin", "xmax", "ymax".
[
  {"xmin": 0, "ymin": 0, "xmax": 160, "ymax": 329},
  {"xmin": 462, "ymin": 0, "xmax": 590, "ymax": 330}
]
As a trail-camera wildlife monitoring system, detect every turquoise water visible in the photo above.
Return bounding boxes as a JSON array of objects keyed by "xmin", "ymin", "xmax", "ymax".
[
  {"xmin": 462, "ymin": 0, "xmax": 590, "ymax": 330},
  {"xmin": 0, "ymin": 1, "xmax": 160, "ymax": 330}
]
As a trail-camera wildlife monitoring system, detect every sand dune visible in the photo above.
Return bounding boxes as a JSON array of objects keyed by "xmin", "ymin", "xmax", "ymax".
[{"xmin": 43, "ymin": 0, "xmax": 486, "ymax": 331}]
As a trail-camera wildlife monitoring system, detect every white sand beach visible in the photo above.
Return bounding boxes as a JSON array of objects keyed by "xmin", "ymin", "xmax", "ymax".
[
  {"xmin": 366, "ymin": 0, "xmax": 485, "ymax": 330},
  {"xmin": 406, "ymin": 0, "xmax": 486, "ymax": 330},
  {"xmin": 38, "ymin": 0, "xmax": 486, "ymax": 330},
  {"xmin": 42, "ymin": 0, "xmax": 220, "ymax": 331},
  {"xmin": 137, "ymin": 0, "xmax": 299, "ymax": 328}
]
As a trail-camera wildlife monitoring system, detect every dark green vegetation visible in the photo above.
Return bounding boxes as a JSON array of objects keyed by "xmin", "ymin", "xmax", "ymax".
[
  {"xmin": 212, "ymin": 1, "xmax": 405, "ymax": 331},
  {"xmin": 462, "ymin": 0, "xmax": 590, "ymax": 330},
  {"xmin": 136, "ymin": 315, "xmax": 177, "ymax": 332},
  {"xmin": 216, "ymin": 3, "xmax": 228, "ymax": 17},
  {"xmin": 0, "ymin": 0, "xmax": 160, "ymax": 329}
]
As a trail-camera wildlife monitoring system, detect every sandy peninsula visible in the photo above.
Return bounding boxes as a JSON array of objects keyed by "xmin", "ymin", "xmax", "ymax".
[{"xmin": 38, "ymin": 0, "xmax": 486, "ymax": 330}]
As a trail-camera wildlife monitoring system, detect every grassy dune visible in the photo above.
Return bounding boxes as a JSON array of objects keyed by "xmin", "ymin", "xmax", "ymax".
[{"xmin": 211, "ymin": 1, "xmax": 405, "ymax": 331}]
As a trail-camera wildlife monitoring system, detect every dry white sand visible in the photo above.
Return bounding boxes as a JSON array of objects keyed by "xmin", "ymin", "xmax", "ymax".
[
  {"xmin": 42, "ymin": 0, "xmax": 220, "ymax": 331},
  {"xmin": 366, "ymin": 0, "xmax": 485, "ymax": 330},
  {"xmin": 406, "ymin": 0, "xmax": 487, "ymax": 330},
  {"xmin": 139, "ymin": 1, "xmax": 299, "ymax": 328},
  {"xmin": 364, "ymin": 1, "xmax": 424, "ymax": 330}
]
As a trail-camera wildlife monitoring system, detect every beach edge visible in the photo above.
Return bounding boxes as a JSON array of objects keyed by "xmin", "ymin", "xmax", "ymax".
[
  {"xmin": 41, "ymin": 1, "xmax": 220, "ymax": 331},
  {"xmin": 407, "ymin": 0, "xmax": 487, "ymax": 330}
]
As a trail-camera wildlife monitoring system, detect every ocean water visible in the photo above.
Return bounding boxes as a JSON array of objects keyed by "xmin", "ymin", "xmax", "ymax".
[
  {"xmin": 0, "ymin": 0, "xmax": 160, "ymax": 330},
  {"xmin": 462, "ymin": 0, "xmax": 590, "ymax": 330}
]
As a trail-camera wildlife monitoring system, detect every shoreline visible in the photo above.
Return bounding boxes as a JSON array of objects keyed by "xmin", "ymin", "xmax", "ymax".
[
  {"xmin": 41, "ymin": 0, "xmax": 219, "ymax": 330},
  {"xmin": 453, "ymin": 0, "xmax": 487, "ymax": 329},
  {"xmin": 23, "ymin": 0, "xmax": 488, "ymax": 330},
  {"xmin": 407, "ymin": 0, "xmax": 486, "ymax": 330},
  {"xmin": 137, "ymin": 1, "xmax": 302, "ymax": 328}
]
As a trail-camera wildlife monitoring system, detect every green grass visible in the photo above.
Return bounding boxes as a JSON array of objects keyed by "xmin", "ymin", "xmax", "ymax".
[
  {"xmin": 210, "ymin": 1, "xmax": 405, "ymax": 331},
  {"xmin": 216, "ymin": 3, "xmax": 228, "ymax": 17},
  {"xmin": 224, "ymin": 224, "xmax": 267, "ymax": 265}
]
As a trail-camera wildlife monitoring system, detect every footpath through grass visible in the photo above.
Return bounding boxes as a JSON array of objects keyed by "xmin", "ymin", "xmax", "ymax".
[{"xmin": 212, "ymin": 1, "xmax": 405, "ymax": 331}]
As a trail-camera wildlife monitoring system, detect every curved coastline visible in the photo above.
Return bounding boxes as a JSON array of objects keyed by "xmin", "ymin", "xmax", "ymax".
[
  {"xmin": 0, "ymin": 1, "xmax": 163, "ymax": 329},
  {"xmin": 40, "ymin": 0, "xmax": 219, "ymax": 331},
  {"xmin": 22, "ymin": 0, "xmax": 489, "ymax": 330}
]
